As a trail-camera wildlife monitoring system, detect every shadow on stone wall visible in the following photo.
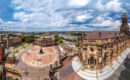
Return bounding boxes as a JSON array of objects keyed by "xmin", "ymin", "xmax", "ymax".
[{"xmin": 119, "ymin": 56, "xmax": 130, "ymax": 80}]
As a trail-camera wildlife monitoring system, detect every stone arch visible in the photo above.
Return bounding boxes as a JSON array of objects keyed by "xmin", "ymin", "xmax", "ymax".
[
  {"xmin": 90, "ymin": 56, "xmax": 95, "ymax": 64},
  {"xmin": 103, "ymin": 53, "xmax": 107, "ymax": 65},
  {"xmin": 90, "ymin": 48, "xmax": 94, "ymax": 52},
  {"xmin": 89, "ymin": 56, "xmax": 96, "ymax": 68}
]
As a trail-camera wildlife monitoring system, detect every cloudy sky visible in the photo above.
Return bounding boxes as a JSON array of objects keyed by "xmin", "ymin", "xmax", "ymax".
[{"xmin": 0, "ymin": 0, "xmax": 130, "ymax": 32}]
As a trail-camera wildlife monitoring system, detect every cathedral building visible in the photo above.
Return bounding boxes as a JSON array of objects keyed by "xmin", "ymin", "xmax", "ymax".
[{"xmin": 77, "ymin": 11, "xmax": 130, "ymax": 70}]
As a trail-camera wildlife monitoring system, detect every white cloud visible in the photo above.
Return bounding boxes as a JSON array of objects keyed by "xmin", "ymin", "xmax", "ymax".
[
  {"xmin": 89, "ymin": 20, "xmax": 121, "ymax": 29},
  {"xmin": 97, "ymin": 0, "xmax": 123, "ymax": 12},
  {"xmin": 1, "ymin": 21, "xmax": 26, "ymax": 31},
  {"xmin": 87, "ymin": 14, "xmax": 121, "ymax": 30},
  {"xmin": 10, "ymin": 0, "xmax": 95, "ymax": 31},
  {"xmin": 76, "ymin": 13, "xmax": 93, "ymax": 22},
  {"xmin": 63, "ymin": 24, "xmax": 94, "ymax": 31},
  {"xmin": 0, "ymin": 0, "xmax": 126, "ymax": 31},
  {"xmin": 0, "ymin": 18, "xmax": 3, "ymax": 23},
  {"xmin": 11, "ymin": 0, "xmax": 72, "ymax": 29},
  {"xmin": 68, "ymin": 0, "xmax": 90, "ymax": 8}
]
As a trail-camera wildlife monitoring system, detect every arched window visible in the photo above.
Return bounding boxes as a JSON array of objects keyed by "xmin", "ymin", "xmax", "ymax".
[
  {"xmin": 90, "ymin": 48, "xmax": 94, "ymax": 52},
  {"xmin": 104, "ymin": 53, "xmax": 107, "ymax": 60},
  {"xmin": 83, "ymin": 48, "xmax": 87, "ymax": 50},
  {"xmin": 90, "ymin": 57, "xmax": 94, "ymax": 64},
  {"xmin": 88, "ymin": 59, "xmax": 90, "ymax": 64}
]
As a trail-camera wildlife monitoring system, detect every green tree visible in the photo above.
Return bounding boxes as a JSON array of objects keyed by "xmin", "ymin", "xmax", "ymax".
[{"xmin": 25, "ymin": 35, "xmax": 35, "ymax": 43}]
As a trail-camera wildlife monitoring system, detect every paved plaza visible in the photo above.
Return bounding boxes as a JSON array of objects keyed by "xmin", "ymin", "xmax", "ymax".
[
  {"xmin": 6, "ymin": 44, "xmax": 60, "ymax": 80},
  {"xmin": 22, "ymin": 45, "xmax": 58, "ymax": 67}
]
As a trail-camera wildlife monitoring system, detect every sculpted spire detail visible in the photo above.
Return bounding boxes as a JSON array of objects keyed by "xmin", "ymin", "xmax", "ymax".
[{"xmin": 120, "ymin": 9, "xmax": 129, "ymax": 35}]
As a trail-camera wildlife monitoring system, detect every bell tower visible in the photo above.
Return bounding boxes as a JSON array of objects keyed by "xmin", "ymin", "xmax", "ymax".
[{"xmin": 120, "ymin": 9, "xmax": 129, "ymax": 35}]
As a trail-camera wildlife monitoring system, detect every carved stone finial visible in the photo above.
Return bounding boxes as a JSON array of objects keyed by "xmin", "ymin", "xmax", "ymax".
[{"xmin": 99, "ymin": 32, "xmax": 101, "ymax": 39}]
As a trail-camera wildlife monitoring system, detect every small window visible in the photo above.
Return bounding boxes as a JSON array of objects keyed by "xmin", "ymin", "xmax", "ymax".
[
  {"xmin": 98, "ymin": 49, "xmax": 101, "ymax": 51},
  {"xmin": 83, "ymin": 48, "xmax": 87, "ymax": 50},
  {"xmin": 90, "ymin": 48, "xmax": 94, "ymax": 51}
]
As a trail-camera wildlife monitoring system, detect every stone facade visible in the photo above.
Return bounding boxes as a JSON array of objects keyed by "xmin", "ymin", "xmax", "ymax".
[
  {"xmin": 33, "ymin": 37, "xmax": 56, "ymax": 47},
  {"xmin": 77, "ymin": 12, "xmax": 130, "ymax": 70},
  {"xmin": 6, "ymin": 54, "xmax": 16, "ymax": 64},
  {"xmin": 3, "ymin": 37, "xmax": 22, "ymax": 48}
]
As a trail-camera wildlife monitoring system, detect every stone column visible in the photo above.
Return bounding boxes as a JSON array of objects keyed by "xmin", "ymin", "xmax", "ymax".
[{"xmin": 85, "ymin": 55, "xmax": 88, "ymax": 65}]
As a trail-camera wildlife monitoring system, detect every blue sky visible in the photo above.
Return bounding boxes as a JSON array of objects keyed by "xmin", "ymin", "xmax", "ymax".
[{"xmin": 0, "ymin": 0, "xmax": 130, "ymax": 31}]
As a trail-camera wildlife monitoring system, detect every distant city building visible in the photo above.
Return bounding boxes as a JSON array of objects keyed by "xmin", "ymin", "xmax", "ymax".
[
  {"xmin": 33, "ymin": 35, "xmax": 56, "ymax": 47},
  {"xmin": 6, "ymin": 54, "xmax": 16, "ymax": 64},
  {"xmin": 3, "ymin": 37, "xmax": 22, "ymax": 48},
  {"xmin": 15, "ymin": 32, "xmax": 23, "ymax": 36},
  {"xmin": 43, "ymin": 32, "xmax": 50, "ymax": 36}
]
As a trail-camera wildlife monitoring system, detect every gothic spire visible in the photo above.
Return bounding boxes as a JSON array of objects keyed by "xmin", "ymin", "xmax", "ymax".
[{"xmin": 120, "ymin": 6, "xmax": 129, "ymax": 36}]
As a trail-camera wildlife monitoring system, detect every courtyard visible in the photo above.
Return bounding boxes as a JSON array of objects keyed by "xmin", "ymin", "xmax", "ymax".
[{"xmin": 5, "ymin": 44, "xmax": 61, "ymax": 80}]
